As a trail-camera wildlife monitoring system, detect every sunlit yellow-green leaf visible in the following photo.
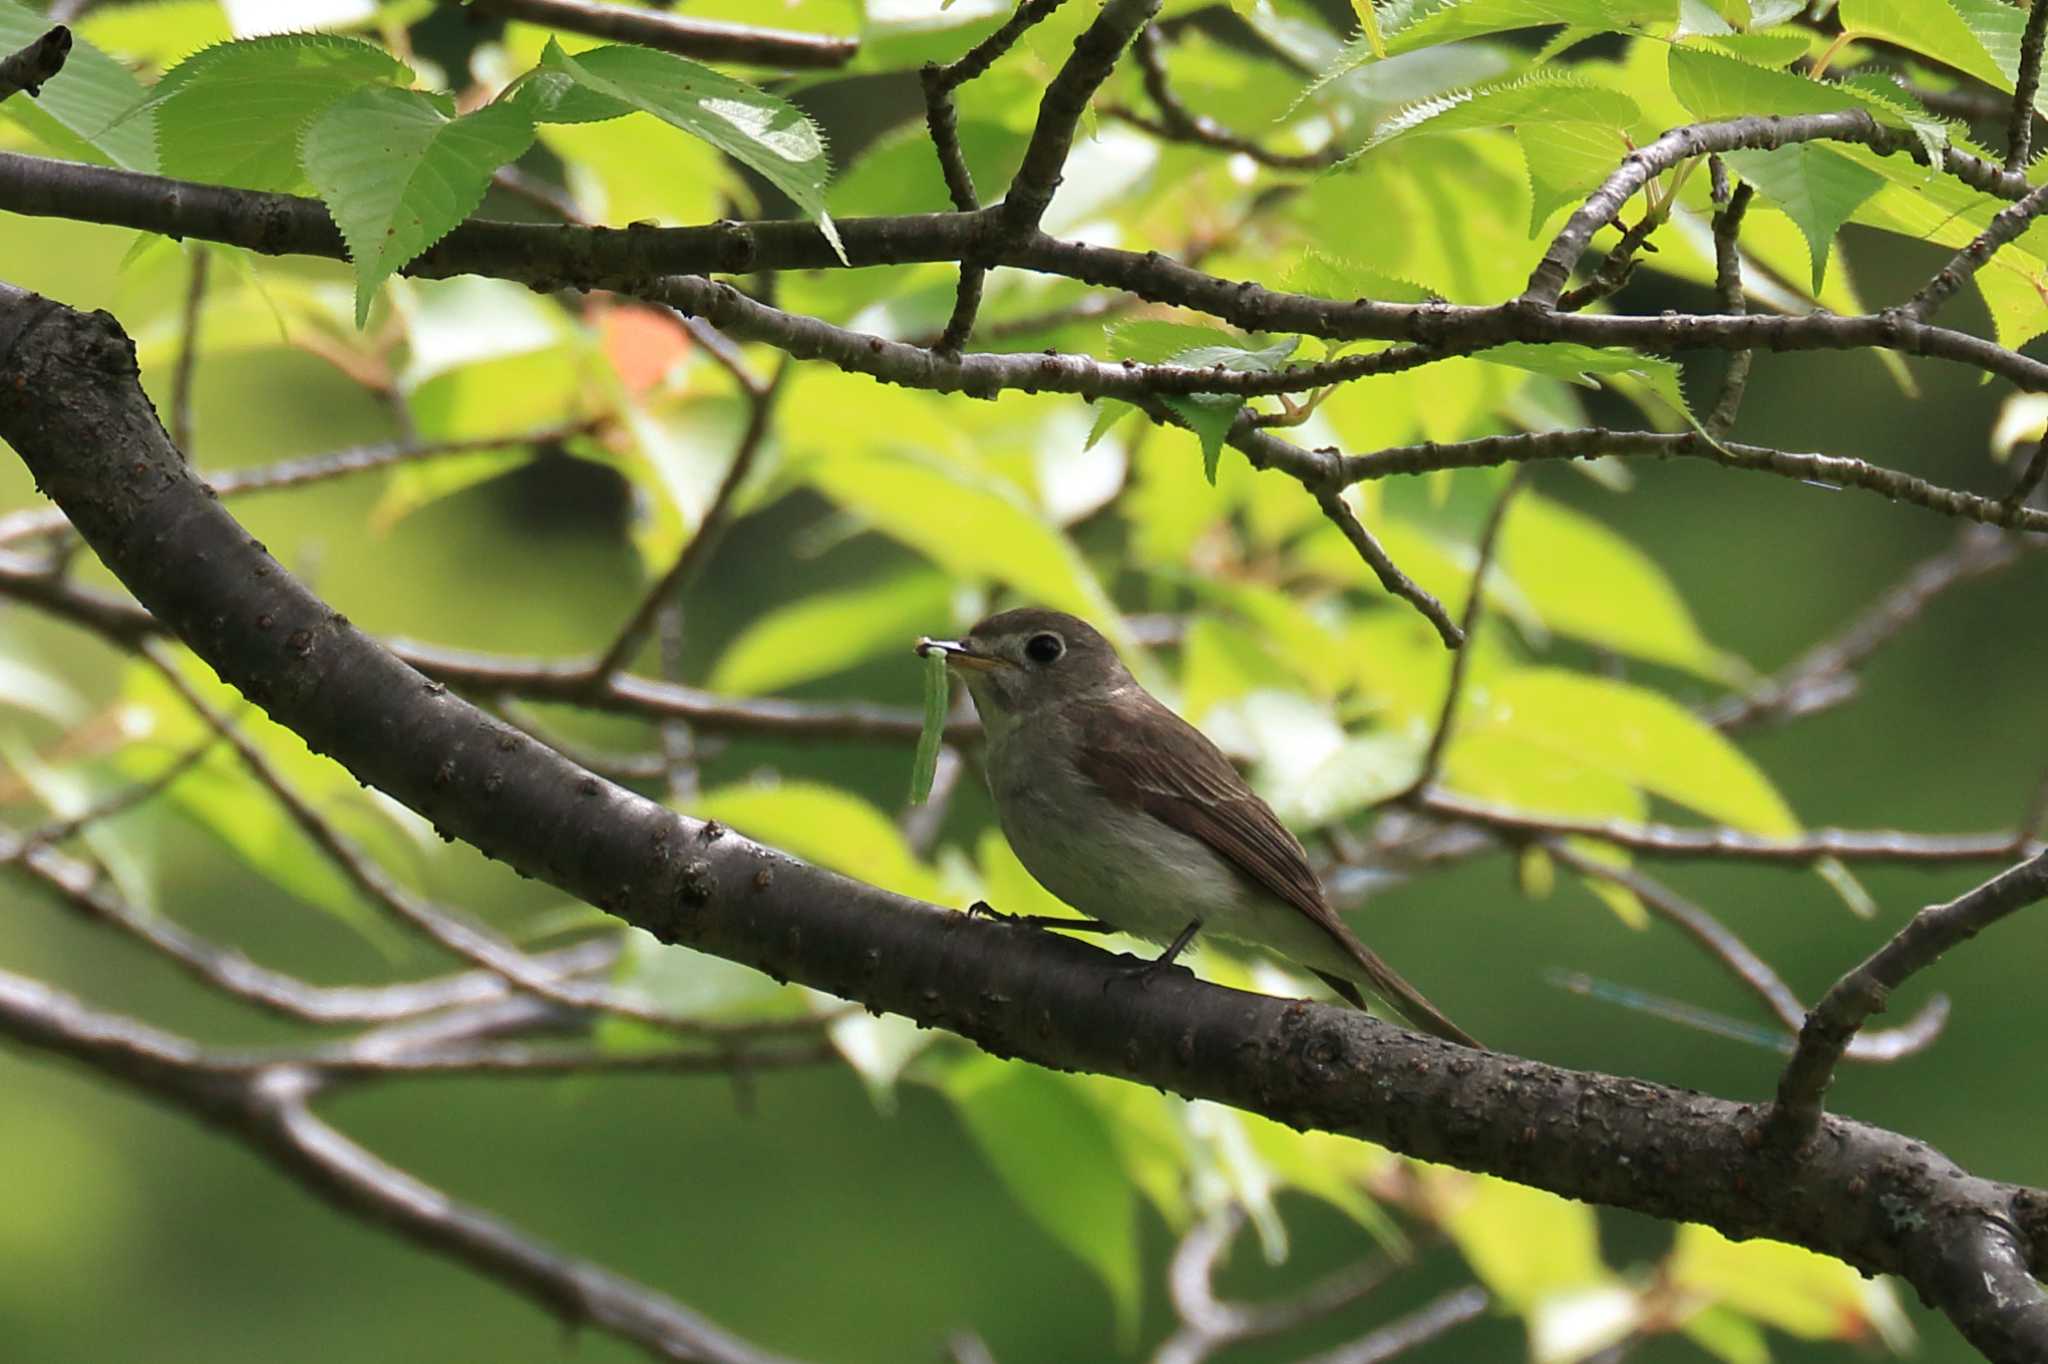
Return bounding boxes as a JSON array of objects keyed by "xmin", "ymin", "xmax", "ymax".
[
  {"xmin": 1437, "ymin": 1171, "xmax": 1610, "ymax": 1306},
  {"xmin": 795, "ymin": 444, "xmax": 1132, "ymax": 658},
  {"xmin": 693, "ymin": 779, "xmax": 943, "ymax": 903},
  {"xmin": 1500, "ymin": 494, "xmax": 1750, "ymax": 683},
  {"xmin": 709, "ymin": 569, "xmax": 954, "ymax": 696},
  {"xmin": 1669, "ymin": 1224, "xmax": 1914, "ymax": 1349},
  {"xmin": 1464, "ymin": 669, "xmax": 1798, "ymax": 835}
]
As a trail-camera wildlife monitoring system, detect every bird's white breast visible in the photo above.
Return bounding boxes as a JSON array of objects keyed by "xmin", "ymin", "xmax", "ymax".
[{"xmin": 982, "ymin": 715, "xmax": 1257, "ymax": 947}]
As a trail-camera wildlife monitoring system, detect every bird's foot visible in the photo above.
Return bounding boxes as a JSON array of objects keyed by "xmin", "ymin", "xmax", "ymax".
[{"xmin": 1103, "ymin": 953, "xmax": 1190, "ymax": 995}]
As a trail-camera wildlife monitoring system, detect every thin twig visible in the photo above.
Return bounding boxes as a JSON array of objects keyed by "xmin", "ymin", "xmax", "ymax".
[
  {"xmin": 5, "ymin": 829, "xmax": 624, "ymax": 1024},
  {"xmin": 1548, "ymin": 842, "xmax": 1948, "ymax": 1062},
  {"xmin": 1313, "ymin": 489, "xmax": 1463, "ymax": 649},
  {"xmin": 998, "ymin": 0, "xmax": 1160, "ymax": 238},
  {"xmin": 1904, "ymin": 180, "xmax": 2048, "ymax": 321},
  {"xmin": 922, "ymin": 1, "xmax": 1075, "ymax": 351},
  {"xmin": 1770, "ymin": 849, "xmax": 2048, "ymax": 1146},
  {"xmin": 1420, "ymin": 790, "xmax": 2042, "ymax": 865},
  {"xmin": 1556, "ymin": 211, "xmax": 1662, "ymax": 312},
  {"xmin": 1118, "ymin": 25, "xmax": 1337, "ymax": 171},
  {"xmin": 444, "ymin": 0, "xmax": 854, "ymax": 69},
  {"xmin": 588, "ymin": 362, "xmax": 785, "ymax": 683},
  {"xmin": 0, "ymin": 969, "xmax": 807, "ymax": 1364},
  {"xmin": 1707, "ymin": 523, "xmax": 2024, "ymax": 730},
  {"xmin": 1402, "ymin": 472, "xmax": 1523, "ymax": 793},
  {"xmin": 1294, "ymin": 1286, "xmax": 1490, "ymax": 1364},
  {"xmin": 1705, "ymin": 173, "xmax": 1755, "ymax": 438},
  {"xmin": 1335, "ymin": 427, "xmax": 2048, "ymax": 537},
  {"xmin": 0, "ymin": 737, "xmax": 214, "ymax": 860},
  {"xmin": 1154, "ymin": 1206, "xmax": 1404, "ymax": 1364},
  {"xmin": 2009, "ymin": 0, "xmax": 2048, "ymax": 173},
  {"xmin": 168, "ymin": 248, "xmax": 209, "ymax": 455}
]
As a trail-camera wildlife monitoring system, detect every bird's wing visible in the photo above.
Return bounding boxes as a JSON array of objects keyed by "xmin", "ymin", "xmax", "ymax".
[
  {"xmin": 1072, "ymin": 694, "xmax": 1341, "ymax": 937},
  {"xmin": 1074, "ymin": 693, "xmax": 1480, "ymax": 1048}
]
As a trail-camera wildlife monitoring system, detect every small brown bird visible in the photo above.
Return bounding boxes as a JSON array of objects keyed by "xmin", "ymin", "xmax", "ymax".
[{"xmin": 922, "ymin": 607, "xmax": 1477, "ymax": 1047}]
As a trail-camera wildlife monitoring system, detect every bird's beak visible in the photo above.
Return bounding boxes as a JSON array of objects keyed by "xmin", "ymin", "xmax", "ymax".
[{"xmin": 915, "ymin": 637, "xmax": 1006, "ymax": 672}]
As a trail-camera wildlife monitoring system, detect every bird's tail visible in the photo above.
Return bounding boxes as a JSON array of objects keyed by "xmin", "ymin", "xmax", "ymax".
[{"xmin": 1321, "ymin": 939, "xmax": 1480, "ymax": 1049}]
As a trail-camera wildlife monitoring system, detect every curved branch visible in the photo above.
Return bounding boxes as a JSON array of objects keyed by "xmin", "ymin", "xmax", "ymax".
[
  {"xmin": 7, "ymin": 148, "xmax": 2048, "ymax": 400},
  {"xmin": 1523, "ymin": 110, "xmax": 2031, "ymax": 306},
  {"xmin": 1771, "ymin": 849, "xmax": 2048, "ymax": 1147}
]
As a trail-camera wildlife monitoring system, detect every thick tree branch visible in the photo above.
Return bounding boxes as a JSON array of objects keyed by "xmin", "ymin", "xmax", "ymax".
[
  {"xmin": 443, "ymin": 0, "xmax": 855, "ymax": 69},
  {"xmin": 5, "ymin": 284, "xmax": 2048, "ymax": 1363}
]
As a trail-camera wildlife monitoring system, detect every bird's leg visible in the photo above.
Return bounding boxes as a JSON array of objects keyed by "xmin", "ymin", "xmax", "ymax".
[
  {"xmin": 965, "ymin": 901, "xmax": 1116, "ymax": 932},
  {"xmin": 1109, "ymin": 919, "xmax": 1202, "ymax": 992}
]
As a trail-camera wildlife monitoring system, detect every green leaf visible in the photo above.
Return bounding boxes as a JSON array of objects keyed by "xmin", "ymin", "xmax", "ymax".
[
  {"xmin": 707, "ymin": 569, "xmax": 954, "ymax": 696},
  {"xmin": 1351, "ymin": 72, "xmax": 1640, "ymax": 162},
  {"xmin": 826, "ymin": 1009, "xmax": 935, "ymax": 1108},
  {"xmin": 1499, "ymin": 493, "xmax": 1750, "ymax": 683},
  {"xmin": 1106, "ymin": 324, "xmax": 1299, "ymax": 483},
  {"xmin": 908, "ymin": 645, "xmax": 949, "ymax": 804},
  {"xmin": 793, "ymin": 444, "xmax": 1133, "ymax": 660},
  {"xmin": 534, "ymin": 41, "xmax": 844, "ymax": 263},
  {"xmin": 1473, "ymin": 342, "xmax": 1697, "ymax": 430},
  {"xmin": 1680, "ymin": 1305, "xmax": 1771, "ymax": 1364},
  {"xmin": 1280, "ymin": 249, "xmax": 1442, "ymax": 304},
  {"xmin": 693, "ymin": 779, "xmax": 944, "ymax": 903},
  {"xmin": 941, "ymin": 1056, "xmax": 1142, "ymax": 1339},
  {"xmin": 1668, "ymin": 1225, "xmax": 1914, "ymax": 1349},
  {"xmin": 1519, "ymin": 120, "xmax": 1632, "ymax": 233},
  {"xmin": 1439, "ymin": 1173, "xmax": 1611, "ymax": 1307},
  {"xmin": 1723, "ymin": 144, "xmax": 1884, "ymax": 292},
  {"xmin": 132, "ymin": 34, "xmax": 409, "ymax": 192},
  {"xmin": 0, "ymin": 1, "xmax": 155, "ymax": 170},
  {"xmin": 1838, "ymin": 0, "xmax": 2019, "ymax": 102},
  {"xmin": 1466, "ymin": 668, "xmax": 1800, "ymax": 835},
  {"xmin": 1325, "ymin": 0, "xmax": 1674, "ymax": 72},
  {"xmin": 302, "ymin": 86, "xmax": 537, "ymax": 325}
]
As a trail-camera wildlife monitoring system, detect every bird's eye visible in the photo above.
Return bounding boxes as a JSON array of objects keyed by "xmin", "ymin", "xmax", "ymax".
[{"xmin": 1024, "ymin": 632, "xmax": 1065, "ymax": 664}]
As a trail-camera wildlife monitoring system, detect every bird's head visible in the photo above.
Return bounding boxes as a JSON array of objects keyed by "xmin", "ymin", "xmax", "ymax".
[{"xmin": 918, "ymin": 607, "xmax": 1132, "ymax": 735}]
